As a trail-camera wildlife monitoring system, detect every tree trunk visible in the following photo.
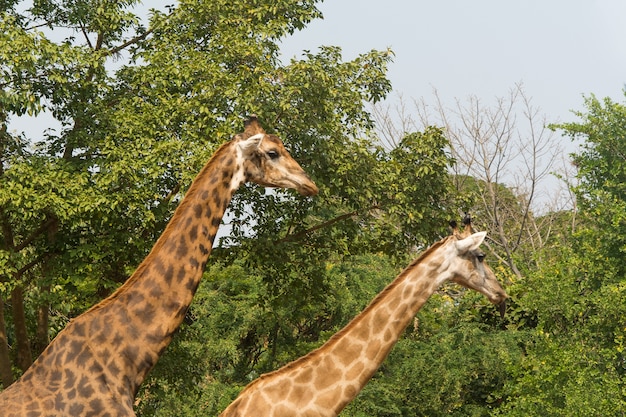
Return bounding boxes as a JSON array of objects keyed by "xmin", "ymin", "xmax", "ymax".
[
  {"xmin": 34, "ymin": 219, "xmax": 57, "ymax": 355},
  {"xmin": 0, "ymin": 295, "xmax": 14, "ymax": 387},
  {"xmin": 11, "ymin": 285, "xmax": 32, "ymax": 372},
  {"xmin": 34, "ymin": 285, "xmax": 50, "ymax": 355}
]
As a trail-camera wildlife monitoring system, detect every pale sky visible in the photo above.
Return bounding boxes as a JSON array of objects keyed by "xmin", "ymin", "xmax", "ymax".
[
  {"xmin": 280, "ymin": 0, "xmax": 626, "ymax": 125},
  {"xmin": 9, "ymin": 1, "xmax": 626, "ymax": 138}
]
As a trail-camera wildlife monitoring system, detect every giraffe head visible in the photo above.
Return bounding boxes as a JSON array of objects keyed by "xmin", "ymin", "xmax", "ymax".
[
  {"xmin": 444, "ymin": 218, "xmax": 508, "ymax": 316},
  {"xmin": 235, "ymin": 116, "xmax": 319, "ymax": 196}
]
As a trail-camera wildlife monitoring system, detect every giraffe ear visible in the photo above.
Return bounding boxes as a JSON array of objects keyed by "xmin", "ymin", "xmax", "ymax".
[
  {"xmin": 238, "ymin": 133, "xmax": 264, "ymax": 155},
  {"xmin": 455, "ymin": 231, "xmax": 487, "ymax": 254}
]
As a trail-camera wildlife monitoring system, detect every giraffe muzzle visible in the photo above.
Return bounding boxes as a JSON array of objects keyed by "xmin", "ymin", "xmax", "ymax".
[{"xmin": 298, "ymin": 178, "xmax": 319, "ymax": 196}]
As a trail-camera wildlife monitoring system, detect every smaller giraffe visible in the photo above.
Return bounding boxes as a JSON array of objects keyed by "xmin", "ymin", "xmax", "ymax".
[{"xmin": 219, "ymin": 220, "xmax": 508, "ymax": 417}]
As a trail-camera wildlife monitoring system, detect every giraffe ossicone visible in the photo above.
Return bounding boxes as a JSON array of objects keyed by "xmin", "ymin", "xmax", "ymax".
[
  {"xmin": 219, "ymin": 220, "xmax": 507, "ymax": 417},
  {"xmin": 0, "ymin": 116, "xmax": 317, "ymax": 417}
]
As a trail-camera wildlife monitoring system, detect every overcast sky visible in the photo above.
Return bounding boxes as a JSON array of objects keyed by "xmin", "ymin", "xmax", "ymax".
[{"xmin": 280, "ymin": 0, "xmax": 626, "ymax": 125}]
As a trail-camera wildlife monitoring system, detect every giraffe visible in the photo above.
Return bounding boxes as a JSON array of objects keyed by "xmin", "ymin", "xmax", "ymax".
[
  {"xmin": 0, "ymin": 116, "xmax": 318, "ymax": 417},
  {"xmin": 219, "ymin": 219, "xmax": 508, "ymax": 417}
]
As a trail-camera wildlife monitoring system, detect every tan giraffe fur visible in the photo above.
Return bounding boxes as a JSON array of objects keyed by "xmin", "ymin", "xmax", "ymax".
[
  {"xmin": 219, "ymin": 222, "xmax": 507, "ymax": 417},
  {"xmin": 0, "ymin": 116, "xmax": 318, "ymax": 417}
]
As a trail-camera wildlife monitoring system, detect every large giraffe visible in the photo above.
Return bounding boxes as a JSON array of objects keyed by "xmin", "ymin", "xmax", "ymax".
[
  {"xmin": 0, "ymin": 116, "xmax": 318, "ymax": 416},
  {"xmin": 219, "ymin": 220, "xmax": 508, "ymax": 417}
]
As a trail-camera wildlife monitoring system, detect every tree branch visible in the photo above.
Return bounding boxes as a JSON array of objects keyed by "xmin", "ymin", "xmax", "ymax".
[
  {"xmin": 162, "ymin": 182, "xmax": 182, "ymax": 205},
  {"xmin": 14, "ymin": 216, "xmax": 57, "ymax": 252},
  {"xmin": 108, "ymin": 28, "xmax": 153, "ymax": 56},
  {"xmin": 15, "ymin": 251, "xmax": 51, "ymax": 278},
  {"xmin": 277, "ymin": 205, "xmax": 379, "ymax": 243},
  {"xmin": 81, "ymin": 24, "xmax": 94, "ymax": 49}
]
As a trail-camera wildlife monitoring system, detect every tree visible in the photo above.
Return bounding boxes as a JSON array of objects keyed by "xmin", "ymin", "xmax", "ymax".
[
  {"xmin": 490, "ymin": 92, "xmax": 626, "ymax": 416},
  {"xmin": 374, "ymin": 84, "xmax": 572, "ymax": 279},
  {"xmin": 1, "ymin": 0, "xmax": 154, "ymax": 382},
  {"xmin": 559, "ymin": 93, "xmax": 626, "ymax": 279}
]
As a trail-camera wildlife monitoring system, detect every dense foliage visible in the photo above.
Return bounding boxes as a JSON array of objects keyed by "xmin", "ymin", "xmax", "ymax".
[
  {"xmin": 493, "ymin": 95, "xmax": 626, "ymax": 416},
  {"xmin": 1, "ymin": 0, "xmax": 625, "ymax": 415}
]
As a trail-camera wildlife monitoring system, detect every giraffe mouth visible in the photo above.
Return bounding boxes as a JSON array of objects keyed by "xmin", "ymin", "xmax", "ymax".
[
  {"xmin": 279, "ymin": 175, "xmax": 319, "ymax": 196},
  {"xmin": 297, "ymin": 180, "xmax": 319, "ymax": 196},
  {"xmin": 283, "ymin": 168, "xmax": 318, "ymax": 196},
  {"xmin": 253, "ymin": 178, "xmax": 319, "ymax": 196}
]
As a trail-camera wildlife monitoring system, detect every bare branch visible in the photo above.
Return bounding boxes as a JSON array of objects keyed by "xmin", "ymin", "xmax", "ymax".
[
  {"xmin": 108, "ymin": 28, "xmax": 153, "ymax": 56},
  {"xmin": 373, "ymin": 83, "xmax": 572, "ymax": 278},
  {"xmin": 277, "ymin": 206, "xmax": 378, "ymax": 243}
]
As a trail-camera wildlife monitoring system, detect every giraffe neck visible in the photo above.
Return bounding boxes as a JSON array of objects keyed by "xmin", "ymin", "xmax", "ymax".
[
  {"xmin": 220, "ymin": 240, "xmax": 451, "ymax": 417},
  {"xmin": 29, "ymin": 140, "xmax": 245, "ymax": 398}
]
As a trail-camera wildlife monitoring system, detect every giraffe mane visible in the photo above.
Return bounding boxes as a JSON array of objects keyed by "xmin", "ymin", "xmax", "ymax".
[{"xmin": 82, "ymin": 139, "xmax": 238, "ymax": 315}]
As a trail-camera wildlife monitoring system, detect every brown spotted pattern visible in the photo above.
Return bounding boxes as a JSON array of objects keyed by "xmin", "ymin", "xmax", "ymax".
[
  {"xmin": 219, "ymin": 224, "xmax": 507, "ymax": 417},
  {"xmin": 0, "ymin": 117, "xmax": 317, "ymax": 417}
]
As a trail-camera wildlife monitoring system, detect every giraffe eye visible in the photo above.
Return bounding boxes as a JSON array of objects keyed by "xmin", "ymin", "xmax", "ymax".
[
  {"xmin": 476, "ymin": 253, "xmax": 486, "ymax": 262},
  {"xmin": 266, "ymin": 150, "xmax": 280, "ymax": 160}
]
